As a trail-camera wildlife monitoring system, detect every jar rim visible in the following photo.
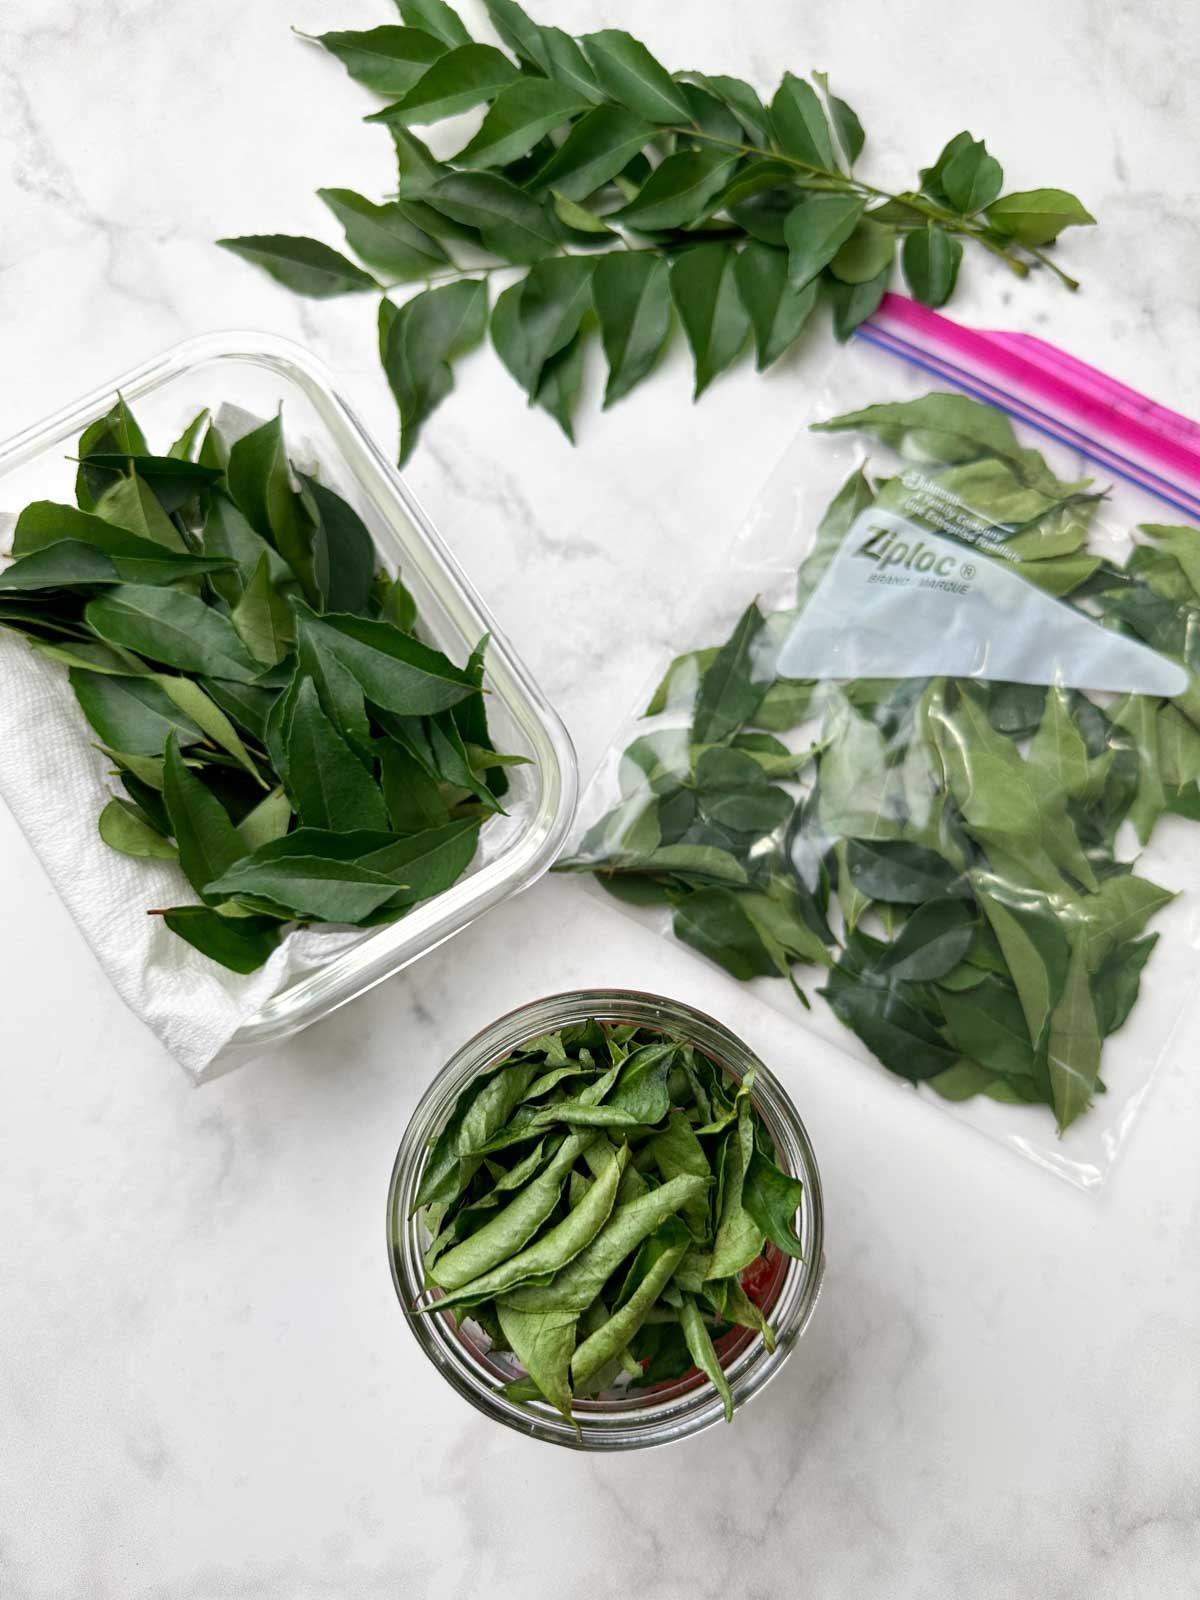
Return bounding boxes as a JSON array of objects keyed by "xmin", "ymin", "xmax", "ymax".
[{"xmin": 387, "ymin": 988, "xmax": 825, "ymax": 1451}]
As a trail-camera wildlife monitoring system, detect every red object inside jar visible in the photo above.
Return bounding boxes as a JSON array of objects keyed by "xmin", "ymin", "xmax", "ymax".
[{"xmin": 641, "ymin": 1242, "xmax": 788, "ymax": 1395}]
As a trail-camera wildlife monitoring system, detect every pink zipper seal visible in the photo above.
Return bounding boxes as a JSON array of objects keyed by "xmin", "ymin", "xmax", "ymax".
[{"xmin": 860, "ymin": 293, "xmax": 1200, "ymax": 513}]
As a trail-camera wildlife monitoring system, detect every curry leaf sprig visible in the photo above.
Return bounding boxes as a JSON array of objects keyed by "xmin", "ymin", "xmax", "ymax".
[
  {"xmin": 0, "ymin": 395, "xmax": 526, "ymax": 972},
  {"xmin": 558, "ymin": 392, "xmax": 1200, "ymax": 1133},
  {"xmin": 414, "ymin": 1017, "xmax": 801, "ymax": 1424},
  {"xmin": 218, "ymin": 0, "xmax": 1094, "ymax": 461}
]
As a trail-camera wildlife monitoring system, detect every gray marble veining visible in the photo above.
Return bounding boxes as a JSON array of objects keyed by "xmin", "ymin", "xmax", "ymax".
[{"xmin": 1, "ymin": 1, "xmax": 1198, "ymax": 1596}]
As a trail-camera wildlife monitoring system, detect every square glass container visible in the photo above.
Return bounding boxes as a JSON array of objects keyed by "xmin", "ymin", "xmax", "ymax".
[{"xmin": 0, "ymin": 332, "xmax": 578, "ymax": 1071}]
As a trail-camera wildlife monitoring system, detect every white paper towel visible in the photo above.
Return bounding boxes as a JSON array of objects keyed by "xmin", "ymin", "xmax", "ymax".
[{"xmin": 0, "ymin": 628, "xmax": 354, "ymax": 1078}]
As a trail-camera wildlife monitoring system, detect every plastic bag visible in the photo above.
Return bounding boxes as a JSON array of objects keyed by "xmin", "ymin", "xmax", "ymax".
[{"xmin": 561, "ymin": 293, "xmax": 1200, "ymax": 1189}]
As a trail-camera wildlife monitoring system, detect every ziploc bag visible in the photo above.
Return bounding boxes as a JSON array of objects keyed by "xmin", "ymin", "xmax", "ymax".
[{"xmin": 561, "ymin": 294, "xmax": 1200, "ymax": 1189}]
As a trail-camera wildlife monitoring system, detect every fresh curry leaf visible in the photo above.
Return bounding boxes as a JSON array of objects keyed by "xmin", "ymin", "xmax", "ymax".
[
  {"xmin": 85, "ymin": 585, "xmax": 264, "ymax": 683},
  {"xmin": 162, "ymin": 731, "xmax": 247, "ymax": 903},
  {"xmin": 203, "ymin": 853, "xmax": 405, "ymax": 924},
  {"xmin": 1092, "ymin": 935, "xmax": 1158, "ymax": 1038},
  {"xmin": 900, "ymin": 224, "xmax": 963, "ymax": 308},
  {"xmin": 318, "ymin": 188, "xmax": 449, "ymax": 280},
  {"xmin": 160, "ymin": 906, "xmax": 282, "ymax": 973},
  {"xmin": 770, "ymin": 73, "xmax": 835, "ymax": 169},
  {"xmin": 226, "ymin": 415, "xmax": 316, "ymax": 593},
  {"xmin": 612, "ymin": 148, "xmax": 736, "ymax": 231},
  {"xmin": 382, "ymin": 277, "xmax": 489, "ymax": 463},
  {"xmin": 98, "ymin": 797, "xmax": 177, "ymax": 860},
  {"xmin": 875, "ymin": 898, "xmax": 976, "ymax": 980},
  {"xmin": 231, "ymin": 554, "xmax": 294, "ymax": 667},
  {"xmin": 313, "ymin": 26, "xmax": 449, "ymax": 97},
  {"xmin": 784, "ymin": 195, "xmax": 867, "ymax": 289},
  {"xmin": 529, "ymin": 105, "xmax": 653, "ymax": 199},
  {"xmin": 734, "ymin": 241, "xmax": 820, "ymax": 370},
  {"xmin": 303, "ymin": 476, "xmax": 378, "ymax": 618},
  {"xmin": 368, "ymin": 43, "xmax": 521, "ymax": 126},
  {"xmin": 217, "ymin": 235, "xmax": 379, "ymax": 297},
  {"xmin": 454, "ymin": 78, "xmax": 590, "ymax": 168},
  {"xmin": 592, "ymin": 250, "xmax": 673, "ymax": 406},
  {"xmin": 692, "ymin": 601, "xmax": 767, "ymax": 743},
  {"xmin": 669, "ymin": 243, "xmax": 751, "ymax": 399},
  {"xmin": 286, "ymin": 678, "xmax": 389, "ymax": 832},
  {"xmin": 1046, "ymin": 936, "xmax": 1103, "ymax": 1131},
  {"xmin": 742, "ymin": 1149, "xmax": 805, "ymax": 1259},
  {"xmin": 302, "ymin": 610, "xmax": 479, "ymax": 715},
  {"xmin": 985, "ymin": 189, "xmax": 1095, "ymax": 246},
  {"xmin": 680, "ymin": 1293, "xmax": 734, "ymax": 1422},
  {"xmin": 579, "ymin": 29, "xmax": 692, "ymax": 124},
  {"xmin": 70, "ymin": 668, "xmax": 205, "ymax": 755}
]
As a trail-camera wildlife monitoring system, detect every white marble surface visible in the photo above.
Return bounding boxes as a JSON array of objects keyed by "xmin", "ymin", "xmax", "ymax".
[{"xmin": 2, "ymin": 2, "xmax": 1199, "ymax": 1595}]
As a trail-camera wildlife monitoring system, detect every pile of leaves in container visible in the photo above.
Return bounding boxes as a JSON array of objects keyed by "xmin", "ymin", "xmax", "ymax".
[
  {"xmin": 559, "ymin": 392, "xmax": 1200, "ymax": 1132},
  {"xmin": 0, "ymin": 397, "xmax": 522, "ymax": 972},
  {"xmin": 415, "ymin": 1017, "xmax": 802, "ymax": 1424},
  {"xmin": 220, "ymin": 0, "xmax": 1093, "ymax": 460}
]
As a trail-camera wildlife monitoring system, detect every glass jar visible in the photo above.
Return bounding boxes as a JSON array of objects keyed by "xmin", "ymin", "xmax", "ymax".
[{"xmin": 387, "ymin": 989, "xmax": 825, "ymax": 1450}]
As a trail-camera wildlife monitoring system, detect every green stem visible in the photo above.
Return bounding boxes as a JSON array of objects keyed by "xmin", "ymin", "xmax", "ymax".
[
  {"xmin": 381, "ymin": 129, "xmax": 1077, "ymax": 296},
  {"xmin": 383, "ymin": 262, "xmax": 518, "ymax": 291},
  {"xmin": 971, "ymin": 233, "xmax": 1032, "ymax": 278},
  {"xmin": 382, "ymin": 238, "xmax": 697, "ymax": 293},
  {"xmin": 1022, "ymin": 244, "xmax": 1080, "ymax": 291},
  {"xmin": 665, "ymin": 124, "xmax": 1049, "ymax": 282}
]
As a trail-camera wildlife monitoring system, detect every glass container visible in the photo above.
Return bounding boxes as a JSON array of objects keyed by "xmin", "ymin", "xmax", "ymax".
[
  {"xmin": 387, "ymin": 989, "xmax": 825, "ymax": 1450},
  {"xmin": 0, "ymin": 332, "xmax": 578, "ymax": 1070}
]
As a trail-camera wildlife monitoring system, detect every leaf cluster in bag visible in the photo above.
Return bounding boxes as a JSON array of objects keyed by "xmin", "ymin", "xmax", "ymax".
[{"xmin": 559, "ymin": 391, "xmax": 1200, "ymax": 1133}]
